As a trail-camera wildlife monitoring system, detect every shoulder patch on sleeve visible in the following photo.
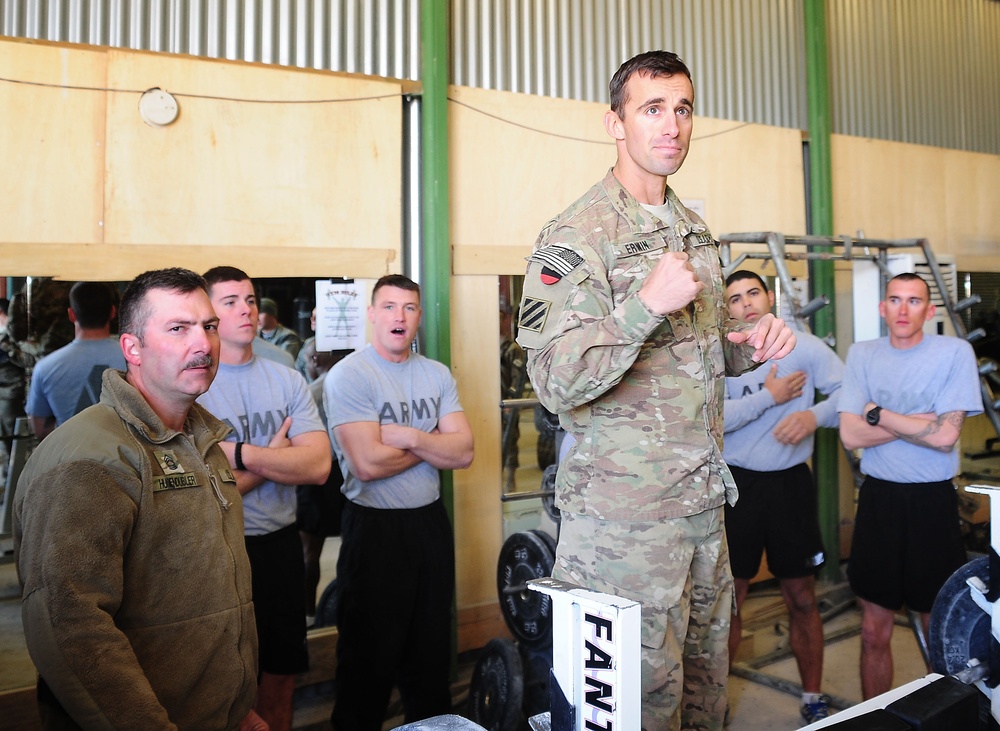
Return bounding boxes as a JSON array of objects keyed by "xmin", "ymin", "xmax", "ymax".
[
  {"xmin": 518, "ymin": 297, "xmax": 551, "ymax": 333},
  {"xmin": 529, "ymin": 245, "xmax": 585, "ymax": 285}
]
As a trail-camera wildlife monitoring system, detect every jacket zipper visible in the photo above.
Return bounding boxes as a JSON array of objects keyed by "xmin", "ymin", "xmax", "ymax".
[{"xmin": 208, "ymin": 470, "xmax": 231, "ymax": 510}]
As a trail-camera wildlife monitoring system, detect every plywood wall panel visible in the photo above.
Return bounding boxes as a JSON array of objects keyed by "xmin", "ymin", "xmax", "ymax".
[
  {"xmin": 103, "ymin": 51, "xmax": 401, "ymax": 253},
  {"xmin": 832, "ymin": 135, "xmax": 948, "ymax": 244},
  {"xmin": 450, "ymin": 86, "xmax": 807, "ymax": 274},
  {"xmin": 672, "ymin": 122, "xmax": 807, "ymax": 236},
  {"xmin": 449, "ymin": 86, "xmax": 613, "ymax": 261},
  {"xmin": 832, "ymin": 134, "xmax": 1000, "ymax": 270},
  {"xmin": 942, "ymin": 150, "xmax": 1000, "ymax": 271},
  {"xmin": 450, "ymin": 275, "xmax": 505, "ymax": 608},
  {"xmin": 0, "ymin": 37, "xmax": 402, "ymax": 280},
  {"xmin": 0, "ymin": 242, "xmax": 396, "ymax": 281},
  {"xmin": 0, "ymin": 42, "xmax": 106, "ymax": 245}
]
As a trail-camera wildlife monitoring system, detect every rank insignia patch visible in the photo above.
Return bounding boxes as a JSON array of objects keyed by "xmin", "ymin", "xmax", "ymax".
[
  {"xmin": 531, "ymin": 246, "xmax": 584, "ymax": 285},
  {"xmin": 154, "ymin": 450, "xmax": 185, "ymax": 475},
  {"xmin": 518, "ymin": 297, "xmax": 551, "ymax": 333}
]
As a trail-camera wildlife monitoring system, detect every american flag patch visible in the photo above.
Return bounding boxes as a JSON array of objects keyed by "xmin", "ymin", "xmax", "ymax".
[
  {"xmin": 531, "ymin": 246, "xmax": 584, "ymax": 276},
  {"xmin": 518, "ymin": 297, "xmax": 551, "ymax": 333}
]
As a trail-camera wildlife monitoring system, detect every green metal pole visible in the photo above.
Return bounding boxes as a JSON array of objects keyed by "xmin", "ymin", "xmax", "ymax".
[
  {"xmin": 804, "ymin": 0, "xmax": 840, "ymax": 584},
  {"xmin": 420, "ymin": 0, "xmax": 460, "ymax": 671},
  {"xmin": 421, "ymin": 0, "xmax": 451, "ymax": 368}
]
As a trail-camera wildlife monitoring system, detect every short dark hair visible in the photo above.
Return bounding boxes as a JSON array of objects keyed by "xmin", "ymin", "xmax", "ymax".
[
  {"xmin": 725, "ymin": 270, "xmax": 769, "ymax": 293},
  {"xmin": 887, "ymin": 272, "xmax": 931, "ymax": 299},
  {"xmin": 69, "ymin": 281, "xmax": 115, "ymax": 329},
  {"xmin": 119, "ymin": 268, "xmax": 207, "ymax": 343},
  {"xmin": 371, "ymin": 274, "xmax": 420, "ymax": 304},
  {"xmin": 609, "ymin": 51, "xmax": 693, "ymax": 118},
  {"xmin": 202, "ymin": 266, "xmax": 251, "ymax": 293}
]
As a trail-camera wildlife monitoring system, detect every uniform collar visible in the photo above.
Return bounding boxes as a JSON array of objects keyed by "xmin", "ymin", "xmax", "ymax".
[{"xmin": 600, "ymin": 168, "xmax": 706, "ymax": 239}]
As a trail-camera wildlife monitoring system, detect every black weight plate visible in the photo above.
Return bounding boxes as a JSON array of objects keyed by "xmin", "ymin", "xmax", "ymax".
[
  {"xmin": 928, "ymin": 555, "xmax": 991, "ymax": 675},
  {"xmin": 530, "ymin": 529, "xmax": 557, "ymax": 559},
  {"xmin": 467, "ymin": 638, "xmax": 524, "ymax": 731},
  {"xmin": 497, "ymin": 531, "xmax": 556, "ymax": 648},
  {"xmin": 540, "ymin": 464, "xmax": 561, "ymax": 525},
  {"xmin": 314, "ymin": 578, "xmax": 339, "ymax": 628},
  {"xmin": 520, "ymin": 642, "xmax": 553, "ymax": 719}
]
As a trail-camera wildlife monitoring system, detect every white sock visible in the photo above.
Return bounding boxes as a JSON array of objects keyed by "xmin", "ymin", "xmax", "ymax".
[{"xmin": 801, "ymin": 692, "xmax": 823, "ymax": 704}]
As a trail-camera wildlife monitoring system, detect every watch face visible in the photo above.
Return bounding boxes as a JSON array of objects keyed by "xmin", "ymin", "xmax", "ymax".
[{"xmin": 866, "ymin": 407, "xmax": 881, "ymax": 426}]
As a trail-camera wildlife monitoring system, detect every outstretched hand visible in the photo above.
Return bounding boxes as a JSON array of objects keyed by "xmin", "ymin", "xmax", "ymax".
[{"xmin": 727, "ymin": 313, "xmax": 796, "ymax": 362}]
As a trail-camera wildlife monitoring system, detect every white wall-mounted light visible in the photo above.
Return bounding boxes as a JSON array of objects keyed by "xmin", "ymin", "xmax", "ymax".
[{"xmin": 138, "ymin": 88, "xmax": 179, "ymax": 127}]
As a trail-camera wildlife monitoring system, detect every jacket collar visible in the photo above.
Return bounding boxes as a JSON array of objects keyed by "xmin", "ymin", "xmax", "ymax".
[{"xmin": 100, "ymin": 369, "xmax": 231, "ymax": 451}]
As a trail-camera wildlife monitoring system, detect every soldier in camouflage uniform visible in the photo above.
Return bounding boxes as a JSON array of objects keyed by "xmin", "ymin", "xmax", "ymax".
[{"xmin": 516, "ymin": 51, "xmax": 797, "ymax": 730}]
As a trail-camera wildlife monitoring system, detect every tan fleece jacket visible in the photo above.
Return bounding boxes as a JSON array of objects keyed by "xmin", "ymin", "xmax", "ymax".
[{"xmin": 14, "ymin": 370, "xmax": 257, "ymax": 730}]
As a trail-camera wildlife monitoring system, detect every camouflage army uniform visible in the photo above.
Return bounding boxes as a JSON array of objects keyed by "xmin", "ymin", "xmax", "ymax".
[{"xmin": 517, "ymin": 169, "xmax": 760, "ymax": 731}]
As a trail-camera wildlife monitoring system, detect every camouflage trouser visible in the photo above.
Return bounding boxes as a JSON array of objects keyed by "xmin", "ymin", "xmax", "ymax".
[{"xmin": 553, "ymin": 507, "xmax": 733, "ymax": 731}]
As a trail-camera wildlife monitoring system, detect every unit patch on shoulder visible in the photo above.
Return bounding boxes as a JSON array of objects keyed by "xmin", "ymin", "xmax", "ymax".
[
  {"xmin": 531, "ymin": 246, "xmax": 585, "ymax": 285},
  {"xmin": 518, "ymin": 297, "xmax": 551, "ymax": 333}
]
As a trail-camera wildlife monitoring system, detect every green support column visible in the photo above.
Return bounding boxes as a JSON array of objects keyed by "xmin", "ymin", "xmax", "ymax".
[
  {"xmin": 420, "ymin": 0, "xmax": 451, "ymax": 368},
  {"xmin": 804, "ymin": 0, "xmax": 840, "ymax": 584},
  {"xmin": 419, "ymin": 2, "xmax": 452, "ymax": 516},
  {"xmin": 419, "ymin": 0, "xmax": 459, "ymax": 669}
]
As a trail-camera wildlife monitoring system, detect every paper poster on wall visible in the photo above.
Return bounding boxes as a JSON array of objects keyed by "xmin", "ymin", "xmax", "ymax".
[{"xmin": 315, "ymin": 280, "xmax": 365, "ymax": 351}]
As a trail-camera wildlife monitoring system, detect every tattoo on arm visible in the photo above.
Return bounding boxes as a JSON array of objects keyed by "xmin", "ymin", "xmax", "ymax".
[{"xmin": 897, "ymin": 410, "xmax": 966, "ymax": 452}]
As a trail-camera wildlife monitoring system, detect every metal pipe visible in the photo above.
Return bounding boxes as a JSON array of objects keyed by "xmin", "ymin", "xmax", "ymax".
[{"xmin": 805, "ymin": 0, "xmax": 839, "ymax": 585}]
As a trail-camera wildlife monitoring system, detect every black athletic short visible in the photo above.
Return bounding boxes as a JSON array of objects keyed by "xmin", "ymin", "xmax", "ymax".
[
  {"xmin": 244, "ymin": 524, "xmax": 309, "ymax": 675},
  {"xmin": 724, "ymin": 463, "xmax": 826, "ymax": 580},
  {"xmin": 848, "ymin": 477, "xmax": 966, "ymax": 613},
  {"xmin": 296, "ymin": 466, "xmax": 346, "ymax": 537}
]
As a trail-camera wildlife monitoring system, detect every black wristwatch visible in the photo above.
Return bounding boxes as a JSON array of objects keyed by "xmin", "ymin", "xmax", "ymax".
[{"xmin": 865, "ymin": 406, "xmax": 882, "ymax": 426}]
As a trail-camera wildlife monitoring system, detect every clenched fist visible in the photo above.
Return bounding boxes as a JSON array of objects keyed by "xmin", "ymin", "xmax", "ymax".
[{"xmin": 637, "ymin": 251, "xmax": 705, "ymax": 315}]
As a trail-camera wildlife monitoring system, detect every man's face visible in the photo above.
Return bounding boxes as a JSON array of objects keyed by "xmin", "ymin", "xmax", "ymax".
[
  {"xmin": 368, "ymin": 285, "xmax": 421, "ymax": 362},
  {"xmin": 880, "ymin": 278, "xmax": 935, "ymax": 344},
  {"xmin": 209, "ymin": 278, "xmax": 259, "ymax": 348},
  {"xmin": 725, "ymin": 277, "xmax": 774, "ymax": 324},
  {"xmin": 606, "ymin": 71, "xmax": 695, "ymax": 181},
  {"xmin": 130, "ymin": 288, "xmax": 220, "ymax": 401}
]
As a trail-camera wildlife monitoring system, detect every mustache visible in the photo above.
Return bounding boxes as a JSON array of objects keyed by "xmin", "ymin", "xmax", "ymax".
[{"xmin": 184, "ymin": 355, "xmax": 214, "ymax": 369}]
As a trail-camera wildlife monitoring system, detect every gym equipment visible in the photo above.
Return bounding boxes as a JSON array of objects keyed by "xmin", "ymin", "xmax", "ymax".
[
  {"xmin": 314, "ymin": 577, "xmax": 339, "ymax": 628},
  {"xmin": 540, "ymin": 464, "xmax": 560, "ymax": 525},
  {"xmin": 526, "ymin": 577, "xmax": 641, "ymax": 731},
  {"xmin": 520, "ymin": 642, "xmax": 553, "ymax": 720},
  {"xmin": 718, "ymin": 232, "xmax": 1000, "ymax": 459},
  {"xmin": 497, "ymin": 530, "xmax": 556, "ymax": 648},
  {"xmin": 920, "ymin": 483, "xmax": 1000, "ymax": 726},
  {"xmin": 395, "ymin": 715, "xmax": 486, "ymax": 730},
  {"xmin": 467, "ymin": 638, "xmax": 524, "ymax": 731},
  {"xmin": 928, "ymin": 556, "xmax": 990, "ymax": 678},
  {"xmin": 0, "ymin": 417, "xmax": 33, "ymax": 563},
  {"xmin": 884, "ymin": 675, "xmax": 980, "ymax": 730}
]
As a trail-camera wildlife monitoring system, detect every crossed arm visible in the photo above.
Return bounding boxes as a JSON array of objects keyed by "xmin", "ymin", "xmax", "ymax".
[
  {"xmin": 839, "ymin": 406, "xmax": 966, "ymax": 453},
  {"xmin": 216, "ymin": 417, "xmax": 331, "ymax": 495},
  {"xmin": 334, "ymin": 411, "xmax": 474, "ymax": 482}
]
